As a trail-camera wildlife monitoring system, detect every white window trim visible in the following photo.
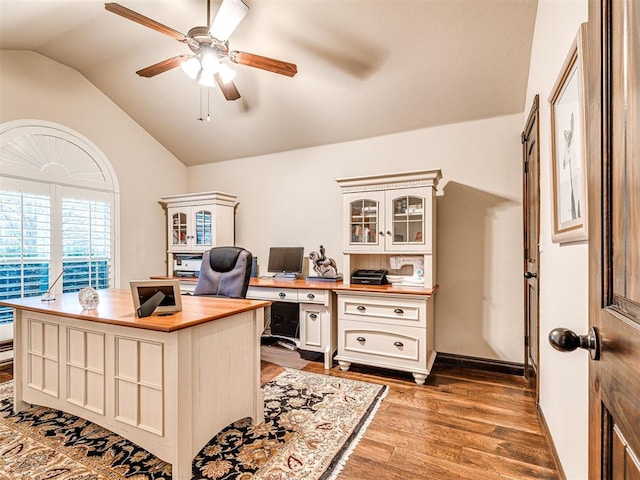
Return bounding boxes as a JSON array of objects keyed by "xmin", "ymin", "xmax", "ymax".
[{"xmin": 0, "ymin": 119, "xmax": 120, "ymax": 291}]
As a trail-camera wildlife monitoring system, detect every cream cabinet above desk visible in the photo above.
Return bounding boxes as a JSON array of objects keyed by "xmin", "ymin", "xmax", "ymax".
[
  {"xmin": 342, "ymin": 186, "xmax": 433, "ymax": 254},
  {"xmin": 159, "ymin": 191, "xmax": 237, "ymax": 276},
  {"xmin": 336, "ymin": 169, "xmax": 441, "ymax": 289}
]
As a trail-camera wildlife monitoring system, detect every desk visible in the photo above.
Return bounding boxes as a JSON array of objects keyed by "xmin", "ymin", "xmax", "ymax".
[
  {"xmin": 1, "ymin": 289, "xmax": 269, "ymax": 480},
  {"xmin": 165, "ymin": 276, "xmax": 341, "ymax": 370},
  {"xmin": 160, "ymin": 275, "xmax": 438, "ymax": 382},
  {"xmin": 247, "ymin": 278, "xmax": 340, "ymax": 370}
]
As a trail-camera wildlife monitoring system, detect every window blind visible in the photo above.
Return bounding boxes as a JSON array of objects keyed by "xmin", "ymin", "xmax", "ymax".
[
  {"xmin": 62, "ymin": 198, "xmax": 112, "ymax": 292},
  {"xmin": 0, "ymin": 191, "xmax": 51, "ymax": 322}
]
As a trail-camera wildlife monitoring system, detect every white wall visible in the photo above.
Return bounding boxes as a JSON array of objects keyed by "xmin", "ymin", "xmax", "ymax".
[
  {"xmin": 188, "ymin": 114, "xmax": 525, "ymax": 362},
  {"xmin": 0, "ymin": 51, "xmax": 188, "ymax": 286},
  {"xmin": 524, "ymin": 1, "xmax": 589, "ymax": 479}
]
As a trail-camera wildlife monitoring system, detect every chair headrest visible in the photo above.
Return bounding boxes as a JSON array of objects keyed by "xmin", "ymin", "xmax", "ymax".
[{"xmin": 208, "ymin": 247, "xmax": 245, "ymax": 273}]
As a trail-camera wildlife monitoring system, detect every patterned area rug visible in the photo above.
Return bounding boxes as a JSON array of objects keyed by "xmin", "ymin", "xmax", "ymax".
[{"xmin": 0, "ymin": 369, "xmax": 387, "ymax": 479}]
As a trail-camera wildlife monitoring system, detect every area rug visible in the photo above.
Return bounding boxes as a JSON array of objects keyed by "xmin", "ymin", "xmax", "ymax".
[{"xmin": 0, "ymin": 369, "xmax": 387, "ymax": 479}]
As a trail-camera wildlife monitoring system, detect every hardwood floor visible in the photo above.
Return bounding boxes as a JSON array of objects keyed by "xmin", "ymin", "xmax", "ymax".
[
  {"xmin": 0, "ymin": 357, "xmax": 560, "ymax": 480},
  {"xmin": 0, "ymin": 369, "xmax": 11, "ymax": 384},
  {"xmin": 302, "ymin": 360, "xmax": 560, "ymax": 480}
]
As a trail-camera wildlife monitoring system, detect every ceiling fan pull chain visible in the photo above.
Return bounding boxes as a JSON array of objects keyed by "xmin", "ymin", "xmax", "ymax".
[
  {"xmin": 207, "ymin": 87, "xmax": 211, "ymax": 121},
  {"xmin": 197, "ymin": 85, "xmax": 204, "ymax": 121}
]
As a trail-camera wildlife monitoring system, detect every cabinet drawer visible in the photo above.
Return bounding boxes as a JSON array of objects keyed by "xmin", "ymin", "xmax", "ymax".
[
  {"xmin": 246, "ymin": 286, "xmax": 297, "ymax": 302},
  {"xmin": 297, "ymin": 289, "xmax": 328, "ymax": 304},
  {"xmin": 338, "ymin": 294, "xmax": 427, "ymax": 328},
  {"xmin": 338, "ymin": 321, "xmax": 426, "ymax": 370}
]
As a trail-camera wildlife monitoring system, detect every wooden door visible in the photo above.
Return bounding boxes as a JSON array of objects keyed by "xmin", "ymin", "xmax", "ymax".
[
  {"xmin": 587, "ymin": 0, "xmax": 640, "ymax": 478},
  {"xmin": 522, "ymin": 95, "xmax": 541, "ymax": 401}
]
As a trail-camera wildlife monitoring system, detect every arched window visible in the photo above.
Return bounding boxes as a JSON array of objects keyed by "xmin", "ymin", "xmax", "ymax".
[{"xmin": 0, "ymin": 120, "xmax": 120, "ymax": 336}]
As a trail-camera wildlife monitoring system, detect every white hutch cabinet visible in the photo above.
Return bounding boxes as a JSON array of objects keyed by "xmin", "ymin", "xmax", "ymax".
[
  {"xmin": 160, "ymin": 192, "xmax": 237, "ymax": 277},
  {"xmin": 336, "ymin": 169, "xmax": 441, "ymax": 289},
  {"xmin": 334, "ymin": 170, "xmax": 441, "ymax": 384},
  {"xmin": 343, "ymin": 187, "xmax": 430, "ymax": 253}
]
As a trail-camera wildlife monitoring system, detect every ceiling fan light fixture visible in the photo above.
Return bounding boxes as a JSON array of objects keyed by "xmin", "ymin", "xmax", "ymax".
[
  {"xmin": 198, "ymin": 70, "xmax": 217, "ymax": 88},
  {"xmin": 208, "ymin": 0, "xmax": 249, "ymax": 42},
  {"xmin": 181, "ymin": 57, "xmax": 202, "ymax": 79},
  {"xmin": 218, "ymin": 63, "xmax": 237, "ymax": 84},
  {"xmin": 201, "ymin": 50, "xmax": 221, "ymax": 73}
]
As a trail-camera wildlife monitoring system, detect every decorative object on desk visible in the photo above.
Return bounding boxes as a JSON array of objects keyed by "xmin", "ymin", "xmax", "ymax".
[
  {"xmin": 308, "ymin": 244, "xmax": 340, "ymax": 279},
  {"xmin": 77, "ymin": 286, "xmax": 99, "ymax": 310},
  {"xmin": 0, "ymin": 369, "xmax": 387, "ymax": 480},
  {"xmin": 549, "ymin": 23, "xmax": 588, "ymax": 244},
  {"xmin": 41, "ymin": 270, "xmax": 65, "ymax": 302}
]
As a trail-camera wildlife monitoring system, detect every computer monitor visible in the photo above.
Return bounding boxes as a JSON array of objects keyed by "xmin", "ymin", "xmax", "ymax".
[{"xmin": 267, "ymin": 247, "xmax": 304, "ymax": 278}]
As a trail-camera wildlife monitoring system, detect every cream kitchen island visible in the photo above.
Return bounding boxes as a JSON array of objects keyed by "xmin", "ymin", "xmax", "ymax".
[{"xmin": 1, "ymin": 289, "xmax": 269, "ymax": 480}]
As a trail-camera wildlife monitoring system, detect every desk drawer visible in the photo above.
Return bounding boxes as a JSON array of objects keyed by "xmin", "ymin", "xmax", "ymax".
[
  {"xmin": 297, "ymin": 289, "xmax": 328, "ymax": 305},
  {"xmin": 246, "ymin": 286, "xmax": 297, "ymax": 302},
  {"xmin": 338, "ymin": 320, "xmax": 426, "ymax": 370},
  {"xmin": 338, "ymin": 294, "xmax": 427, "ymax": 328}
]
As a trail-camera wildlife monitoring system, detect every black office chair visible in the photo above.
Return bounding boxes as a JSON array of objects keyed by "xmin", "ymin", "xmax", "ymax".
[{"xmin": 193, "ymin": 246, "xmax": 253, "ymax": 298}]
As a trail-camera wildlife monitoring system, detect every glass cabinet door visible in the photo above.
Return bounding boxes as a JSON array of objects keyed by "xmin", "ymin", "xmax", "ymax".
[
  {"xmin": 171, "ymin": 212, "xmax": 188, "ymax": 246},
  {"xmin": 194, "ymin": 209, "xmax": 212, "ymax": 246},
  {"xmin": 391, "ymin": 195, "xmax": 425, "ymax": 246},
  {"xmin": 349, "ymin": 199, "xmax": 379, "ymax": 246}
]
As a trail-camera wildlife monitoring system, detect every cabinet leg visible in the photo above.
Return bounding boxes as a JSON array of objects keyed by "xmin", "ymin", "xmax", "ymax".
[
  {"xmin": 412, "ymin": 372, "xmax": 427, "ymax": 385},
  {"xmin": 338, "ymin": 360, "xmax": 351, "ymax": 372},
  {"xmin": 324, "ymin": 352, "xmax": 332, "ymax": 370}
]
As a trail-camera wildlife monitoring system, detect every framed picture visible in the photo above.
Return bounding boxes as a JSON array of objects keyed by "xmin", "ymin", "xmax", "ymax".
[
  {"xmin": 130, "ymin": 279, "xmax": 182, "ymax": 316},
  {"xmin": 549, "ymin": 23, "xmax": 588, "ymax": 244}
]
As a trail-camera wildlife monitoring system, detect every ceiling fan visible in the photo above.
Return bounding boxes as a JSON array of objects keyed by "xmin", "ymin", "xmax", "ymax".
[{"xmin": 104, "ymin": 0, "xmax": 297, "ymax": 101}]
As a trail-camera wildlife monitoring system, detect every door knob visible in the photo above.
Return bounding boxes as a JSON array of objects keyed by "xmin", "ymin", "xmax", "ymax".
[
  {"xmin": 524, "ymin": 272, "xmax": 537, "ymax": 278},
  {"xmin": 548, "ymin": 326, "xmax": 600, "ymax": 360}
]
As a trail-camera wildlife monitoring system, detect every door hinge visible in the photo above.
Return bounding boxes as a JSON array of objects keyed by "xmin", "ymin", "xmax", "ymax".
[
  {"xmin": 524, "ymin": 335, "xmax": 529, "ymax": 347},
  {"xmin": 523, "ymin": 159, "xmax": 528, "ymax": 173},
  {"xmin": 521, "ymin": 132, "xmax": 527, "ymax": 144}
]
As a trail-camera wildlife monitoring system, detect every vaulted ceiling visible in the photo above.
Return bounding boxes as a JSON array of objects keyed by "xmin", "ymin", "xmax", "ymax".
[{"xmin": 0, "ymin": 0, "xmax": 537, "ymax": 166}]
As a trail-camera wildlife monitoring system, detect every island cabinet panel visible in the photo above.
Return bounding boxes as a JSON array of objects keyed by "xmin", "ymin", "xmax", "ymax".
[
  {"xmin": 66, "ymin": 327, "xmax": 105, "ymax": 415},
  {"xmin": 114, "ymin": 336, "xmax": 164, "ymax": 435},
  {"xmin": 27, "ymin": 318, "xmax": 59, "ymax": 397}
]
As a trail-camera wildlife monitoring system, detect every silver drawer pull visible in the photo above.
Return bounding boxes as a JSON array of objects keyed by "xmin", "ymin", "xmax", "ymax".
[
  {"xmin": 356, "ymin": 336, "xmax": 366, "ymax": 342},
  {"xmin": 394, "ymin": 341, "xmax": 404, "ymax": 347},
  {"xmin": 278, "ymin": 292, "xmax": 286, "ymax": 298},
  {"xmin": 307, "ymin": 293, "xmax": 315, "ymax": 300},
  {"xmin": 394, "ymin": 308, "xmax": 404, "ymax": 314},
  {"xmin": 356, "ymin": 305, "xmax": 366, "ymax": 312},
  {"xmin": 309, "ymin": 313, "xmax": 318, "ymax": 319}
]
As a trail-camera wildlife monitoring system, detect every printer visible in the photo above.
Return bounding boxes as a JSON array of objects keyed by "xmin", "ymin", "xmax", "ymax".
[
  {"xmin": 351, "ymin": 269, "xmax": 388, "ymax": 285},
  {"xmin": 173, "ymin": 254, "xmax": 202, "ymax": 277}
]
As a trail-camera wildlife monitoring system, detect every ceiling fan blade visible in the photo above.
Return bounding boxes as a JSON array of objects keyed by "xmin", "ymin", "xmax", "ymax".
[
  {"xmin": 229, "ymin": 51, "xmax": 298, "ymax": 77},
  {"xmin": 215, "ymin": 74, "xmax": 241, "ymax": 101},
  {"xmin": 209, "ymin": 0, "xmax": 249, "ymax": 42},
  {"xmin": 105, "ymin": 3, "xmax": 186, "ymax": 41},
  {"xmin": 136, "ymin": 55, "xmax": 192, "ymax": 78}
]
